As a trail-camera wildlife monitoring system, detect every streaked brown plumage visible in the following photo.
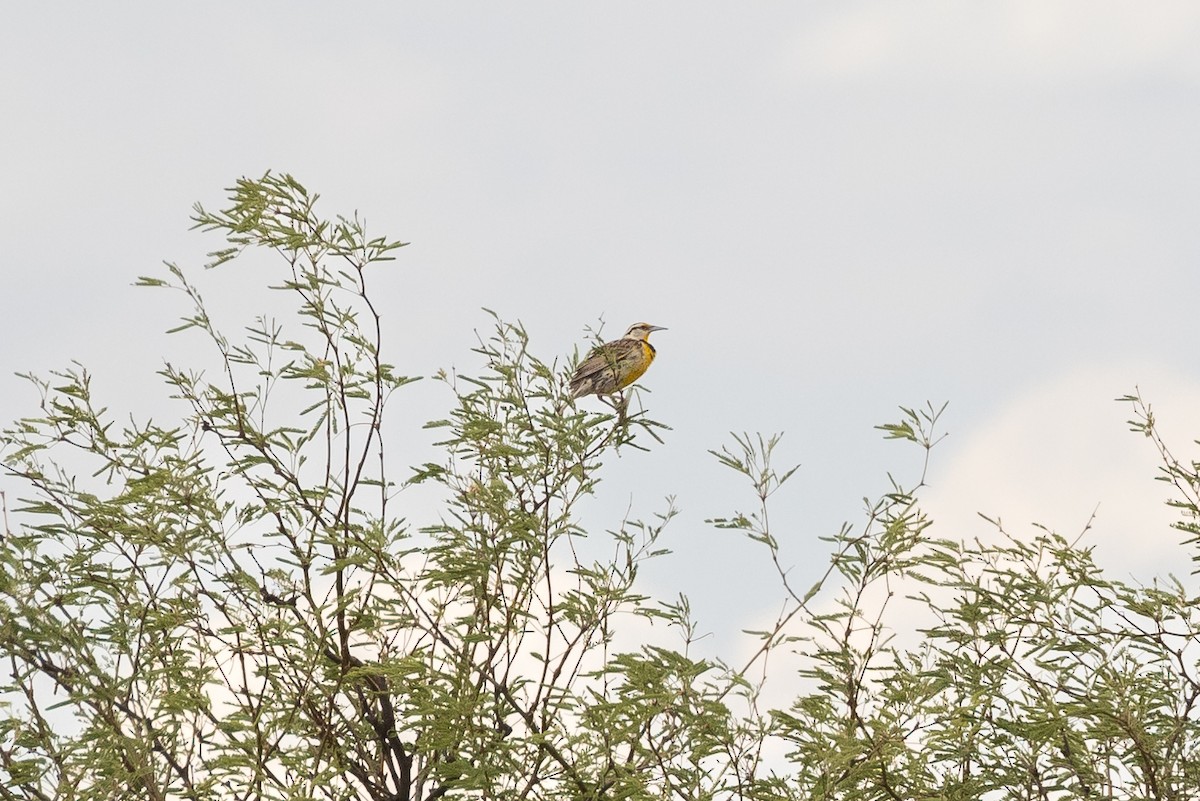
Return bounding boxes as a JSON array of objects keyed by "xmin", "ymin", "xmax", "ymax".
[{"xmin": 569, "ymin": 323, "xmax": 667, "ymax": 398}]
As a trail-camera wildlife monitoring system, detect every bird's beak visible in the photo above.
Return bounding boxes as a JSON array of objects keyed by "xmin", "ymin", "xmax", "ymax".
[{"xmin": 648, "ymin": 325, "xmax": 668, "ymax": 333}]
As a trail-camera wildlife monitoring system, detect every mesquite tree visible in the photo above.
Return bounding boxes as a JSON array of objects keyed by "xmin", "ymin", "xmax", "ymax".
[{"xmin": 3, "ymin": 174, "xmax": 1200, "ymax": 800}]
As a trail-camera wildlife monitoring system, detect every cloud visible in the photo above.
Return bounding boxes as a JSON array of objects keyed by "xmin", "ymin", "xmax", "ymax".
[
  {"xmin": 920, "ymin": 362, "xmax": 1200, "ymax": 581},
  {"xmin": 781, "ymin": 2, "xmax": 1200, "ymax": 86}
]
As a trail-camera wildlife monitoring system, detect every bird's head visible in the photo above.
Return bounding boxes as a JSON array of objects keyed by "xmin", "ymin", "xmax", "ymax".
[{"xmin": 623, "ymin": 322, "xmax": 667, "ymax": 341}]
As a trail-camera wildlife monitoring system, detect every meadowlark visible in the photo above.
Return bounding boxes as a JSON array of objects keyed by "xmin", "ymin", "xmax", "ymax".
[{"xmin": 569, "ymin": 323, "xmax": 667, "ymax": 398}]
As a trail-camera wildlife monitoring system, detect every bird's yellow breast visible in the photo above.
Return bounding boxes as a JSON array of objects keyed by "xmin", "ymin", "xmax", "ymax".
[{"xmin": 617, "ymin": 341, "xmax": 656, "ymax": 388}]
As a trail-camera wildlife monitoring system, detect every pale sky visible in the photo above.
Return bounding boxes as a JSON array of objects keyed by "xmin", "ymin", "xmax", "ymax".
[{"xmin": 4, "ymin": 3, "xmax": 1200, "ymax": 647}]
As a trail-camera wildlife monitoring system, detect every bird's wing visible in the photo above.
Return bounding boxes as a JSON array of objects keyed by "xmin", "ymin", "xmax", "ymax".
[{"xmin": 572, "ymin": 339, "xmax": 639, "ymax": 381}]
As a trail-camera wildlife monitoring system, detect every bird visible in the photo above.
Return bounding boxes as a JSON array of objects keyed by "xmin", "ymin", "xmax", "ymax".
[{"xmin": 569, "ymin": 322, "xmax": 667, "ymax": 398}]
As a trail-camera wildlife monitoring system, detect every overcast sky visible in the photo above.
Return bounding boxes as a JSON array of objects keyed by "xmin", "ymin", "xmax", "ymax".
[{"xmin": 4, "ymin": 3, "xmax": 1200, "ymax": 647}]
